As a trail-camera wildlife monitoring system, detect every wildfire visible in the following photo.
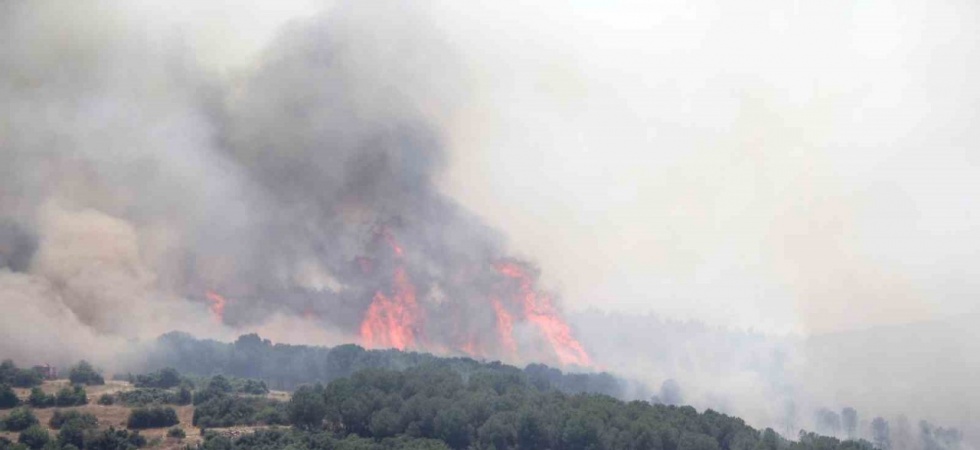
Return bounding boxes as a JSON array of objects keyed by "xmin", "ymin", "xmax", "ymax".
[
  {"xmin": 360, "ymin": 267, "xmax": 420, "ymax": 350},
  {"xmin": 205, "ymin": 290, "xmax": 228, "ymax": 324},
  {"xmin": 359, "ymin": 230, "xmax": 421, "ymax": 350},
  {"xmin": 492, "ymin": 298, "xmax": 517, "ymax": 357},
  {"xmin": 356, "ymin": 228, "xmax": 590, "ymax": 366},
  {"xmin": 494, "ymin": 261, "xmax": 592, "ymax": 367}
]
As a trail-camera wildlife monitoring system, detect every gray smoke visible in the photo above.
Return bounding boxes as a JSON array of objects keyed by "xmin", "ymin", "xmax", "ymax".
[
  {"xmin": 570, "ymin": 310, "xmax": 978, "ymax": 449},
  {"xmin": 0, "ymin": 0, "xmax": 580, "ymax": 370}
]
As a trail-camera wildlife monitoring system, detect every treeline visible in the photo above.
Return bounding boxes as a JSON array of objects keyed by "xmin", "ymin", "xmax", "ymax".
[
  {"xmin": 143, "ymin": 332, "xmax": 628, "ymax": 397},
  {"xmin": 191, "ymin": 363, "xmax": 878, "ymax": 450},
  {"xmin": 810, "ymin": 407, "xmax": 966, "ymax": 450},
  {"xmin": 0, "ymin": 361, "xmax": 44, "ymax": 389}
]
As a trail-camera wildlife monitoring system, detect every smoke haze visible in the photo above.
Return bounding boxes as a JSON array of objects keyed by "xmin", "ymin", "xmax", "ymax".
[{"xmin": 1, "ymin": 0, "xmax": 977, "ymax": 447}]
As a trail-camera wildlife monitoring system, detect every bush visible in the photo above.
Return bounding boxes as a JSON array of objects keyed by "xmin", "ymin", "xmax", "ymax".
[
  {"xmin": 166, "ymin": 427, "xmax": 186, "ymax": 439},
  {"xmin": 16, "ymin": 425, "xmax": 49, "ymax": 450},
  {"xmin": 236, "ymin": 379, "xmax": 269, "ymax": 395},
  {"xmin": 67, "ymin": 361, "xmax": 104, "ymax": 386},
  {"xmin": 193, "ymin": 396, "xmax": 286, "ymax": 428},
  {"xmin": 54, "ymin": 385, "xmax": 87, "ymax": 407},
  {"xmin": 26, "ymin": 388, "xmax": 53, "ymax": 408},
  {"xmin": 84, "ymin": 427, "xmax": 146, "ymax": 450},
  {"xmin": 10, "ymin": 371, "xmax": 42, "ymax": 390},
  {"xmin": 1, "ymin": 407, "xmax": 38, "ymax": 432},
  {"xmin": 49, "ymin": 410, "xmax": 98, "ymax": 429},
  {"xmin": 126, "ymin": 406, "xmax": 179, "ymax": 429},
  {"xmin": 97, "ymin": 394, "xmax": 114, "ymax": 406},
  {"xmin": 0, "ymin": 384, "xmax": 19, "ymax": 409},
  {"xmin": 56, "ymin": 418, "xmax": 93, "ymax": 449},
  {"xmin": 115, "ymin": 387, "xmax": 190, "ymax": 407},
  {"xmin": 0, "ymin": 361, "xmax": 42, "ymax": 389},
  {"xmin": 134, "ymin": 368, "xmax": 182, "ymax": 389}
]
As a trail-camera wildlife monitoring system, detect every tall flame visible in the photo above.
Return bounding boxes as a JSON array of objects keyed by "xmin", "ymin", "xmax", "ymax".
[
  {"xmin": 492, "ymin": 298, "xmax": 517, "ymax": 357},
  {"xmin": 494, "ymin": 262, "xmax": 592, "ymax": 367},
  {"xmin": 359, "ymin": 231, "xmax": 421, "ymax": 350},
  {"xmin": 359, "ymin": 267, "xmax": 420, "ymax": 350},
  {"xmin": 205, "ymin": 290, "xmax": 228, "ymax": 324}
]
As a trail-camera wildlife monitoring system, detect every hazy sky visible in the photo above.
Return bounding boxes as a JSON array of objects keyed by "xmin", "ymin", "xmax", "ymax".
[{"xmin": 126, "ymin": 0, "xmax": 980, "ymax": 335}]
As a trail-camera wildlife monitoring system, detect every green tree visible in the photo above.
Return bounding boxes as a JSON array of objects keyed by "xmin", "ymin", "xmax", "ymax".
[
  {"xmin": 434, "ymin": 407, "xmax": 470, "ymax": 449},
  {"xmin": 68, "ymin": 361, "xmax": 104, "ymax": 386},
  {"xmin": 368, "ymin": 408, "xmax": 401, "ymax": 438},
  {"xmin": 287, "ymin": 384, "xmax": 326, "ymax": 430},
  {"xmin": 679, "ymin": 432, "xmax": 721, "ymax": 450},
  {"xmin": 11, "ymin": 370, "xmax": 42, "ymax": 389},
  {"xmin": 127, "ymin": 406, "xmax": 179, "ymax": 429},
  {"xmin": 26, "ymin": 388, "xmax": 53, "ymax": 408},
  {"xmin": 2, "ymin": 407, "xmax": 38, "ymax": 431},
  {"xmin": 55, "ymin": 385, "xmax": 87, "ymax": 406},
  {"xmin": 57, "ymin": 420, "xmax": 88, "ymax": 449},
  {"xmin": 17, "ymin": 425, "xmax": 49, "ymax": 450},
  {"xmin": 0, "ymin": 384, "xmax": 19, "ymax": 409},
  {"xmin": 478, "ymin": 412, "xmax": 518, "ymax": 450},
  {"xmin": 517, "ymin": 409, "xmax": 548, "ymax": 449}
]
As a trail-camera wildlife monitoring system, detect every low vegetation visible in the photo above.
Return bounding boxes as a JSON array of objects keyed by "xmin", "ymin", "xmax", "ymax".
[
  {"xmin": 67, "ymin": 362, "xmax": 104, "ymax": 386},
  {"xmin": 49, "ymin": 410, "xmax": 98, "ymax": 430},
  {"xmin": 0, "ymin": 386, "xmax": 19, "ymax": 409},
  {"xmin": 0, "ymin": 361, "xmax": 43, "ymax": 389},
  {"xmin": 0, "ymin": 407, "xmax": 39, "ymax": 432},
  {"xmin": 112, "ymin": 387, "xmax": 191, "ymax": 407},
  {"xmin": 125, "ymin": 406, "xmax": 179, "ymax": 429}
]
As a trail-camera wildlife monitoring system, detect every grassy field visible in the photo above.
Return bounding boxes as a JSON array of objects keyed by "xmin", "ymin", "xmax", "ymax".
[{"xmin": 0, "ymin": 380, "xmax": 286, "ymax": 449}]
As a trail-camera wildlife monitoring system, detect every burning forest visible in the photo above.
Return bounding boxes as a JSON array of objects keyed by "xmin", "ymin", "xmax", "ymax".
[
  {"xmin": 0, "ymin": 0, "xmax": 591, "ymax": 369},
  {"xmin": 1, "ymin": 1, "xmax": 978, "ymax": 448}
]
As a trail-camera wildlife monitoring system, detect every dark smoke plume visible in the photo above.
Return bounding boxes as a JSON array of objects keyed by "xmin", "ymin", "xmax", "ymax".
[{"xmin": 0, "ymin": 0, "xmax": 587, "ymax": 369}]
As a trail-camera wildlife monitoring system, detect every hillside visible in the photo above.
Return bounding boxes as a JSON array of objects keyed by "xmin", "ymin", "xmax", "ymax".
[{"xmin": 0, "ymin": 338, "xmax": 894, "ymax": 450}]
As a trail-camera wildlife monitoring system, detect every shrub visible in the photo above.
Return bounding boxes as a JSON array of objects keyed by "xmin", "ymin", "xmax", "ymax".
[
  {"xmin": 1, "ymin": 407, "xmax": 38, "ymax": 432},
  {"xmin": 0, "ymin": 384, "xmax": 19, "ymax": 409},
  {"xmin": 26, "ymin": 388, "xmax": 54, "ymax": 408},
  {"xmin": 0, "ymin": 361, "xmax": 42, "ymax": 389},
  {"xmin": 54, "ymin": 385, "xmax": 87, "ymax": 407},
  {"xmin": 10, "ymin": 370, "xmax": 42, "ymax": 389},
  {"xmin": 17, "ymin": 425, "xmax": 49, "ymax": 450},
  {"xmin": 193, "ymin": 395, "xmax": 286, "ymax": 428},
  {"xmin": 126, "ymin": 406, "xmax": 179, "ymax": 429},
  {"xmin": 115, "ymin": 387, "xmax": 190, "ymax": 407},
  {"xmin": 49, "ymin": 410, "xmax": 98, "ymax": 429},
  {"xmin": 97, "ymin": 393, "xmax": 114, "ymax": 406},
  {"xmin": 84, "ymin": 426, "xmax": 146, "ymax": 450},
  {"xmin": 134, "ymin": 368, "xmax": 182, "ymax": 389},
  {"xmin": 67, "ymin": 361, "xmax": 104, "ymax": 386},
  {"xmin": 56, "ymin": 419, "xmax": 90, "ymax": 449},
  {"xmin": 166, "ymin": 427, "xmax": 186, "ymax": 439},
  {"xmin": 237, "ymin": 379, "xmax": 269, "ymax": 395}
]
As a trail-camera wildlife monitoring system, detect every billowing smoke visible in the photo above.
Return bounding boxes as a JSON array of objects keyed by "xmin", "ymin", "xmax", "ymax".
[
  {"xmin": 0, "ymin": 0, "xmax": 588, "ymax": 370},
  {"xmin": 1, "ymin": 1, "xmax": 977, "ymax": 448}
]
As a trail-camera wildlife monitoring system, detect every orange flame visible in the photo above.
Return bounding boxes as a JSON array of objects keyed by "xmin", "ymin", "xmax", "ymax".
[
  {"xmin": 381, "ymin": 228, "xmax": 404, "ymax": 256},
  {"xmin": 494, "ymin": 262, "xmax": 592, "ymax": 367},
  {"xmin": 492, "ymin": 298, "xmax": 518, "ymax": 357},
  {"xmin": 360, "ymin": 267, "xmax": 419, "ymax": 350},
  {"xmin": 205, "ymin": 290, "xmax": 228, "ymax": 324}
]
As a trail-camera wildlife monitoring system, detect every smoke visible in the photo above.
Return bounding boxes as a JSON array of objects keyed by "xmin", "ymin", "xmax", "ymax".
[
  {"xmin": 0, "ymin": 0, "xmax": 589, "ymax": 371},
  {"xmin": 1, "ymin": 1, "xmax": 977, "ymax": 448},
  {"xmin": 571, "ymin": 309, "xmax": 979, "ymax": 449}
]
